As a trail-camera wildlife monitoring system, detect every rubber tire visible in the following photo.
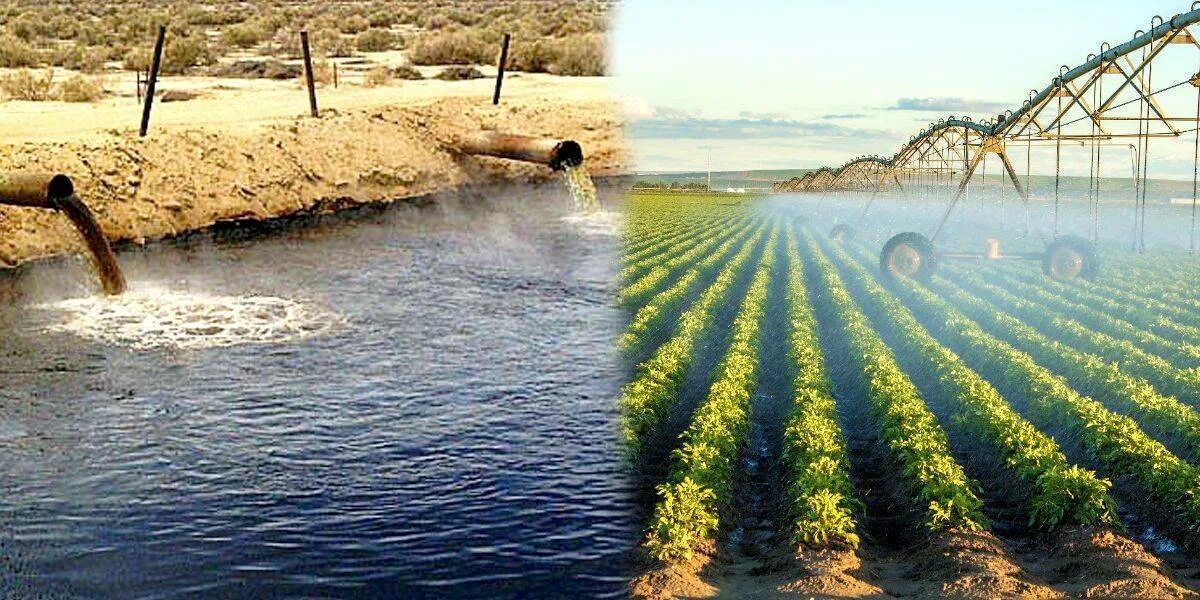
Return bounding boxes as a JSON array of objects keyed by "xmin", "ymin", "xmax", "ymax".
[
  {"xmin": 830, "ymin": 224, "xmax": 855, "ymax": 244},
  {"xmin": 880, "ymin": 232, "xmax": 937, "ymax": 281},
  {"xmin": 1042, "ymin": 235, "xmax": 1099, "ymax": 281}
]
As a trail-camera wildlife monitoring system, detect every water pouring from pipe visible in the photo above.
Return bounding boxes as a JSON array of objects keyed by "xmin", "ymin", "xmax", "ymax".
[
  {"xmin": 0, "ymin": 173, "xmax": 126, "ymax": 295},
  {"xmin": 450, "ymin": 131, "xmax": 604, "ymax": 213}
]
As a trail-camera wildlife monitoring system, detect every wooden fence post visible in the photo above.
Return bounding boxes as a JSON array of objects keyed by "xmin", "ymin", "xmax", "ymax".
[
  {"xmin": 300, "ymin": 31, "xmax": 319, "ymax": 118},
  {"xmin": 138, "ymin": 25, "xmax": 166, "ymax": 137}
]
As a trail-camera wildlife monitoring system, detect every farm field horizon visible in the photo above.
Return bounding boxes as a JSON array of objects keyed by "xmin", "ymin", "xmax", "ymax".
[{"xmin": 619, "ymin": 189, "xmax": 1200, "ymax": 598}]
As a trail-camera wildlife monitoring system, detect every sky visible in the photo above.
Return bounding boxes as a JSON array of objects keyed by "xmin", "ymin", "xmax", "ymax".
[{"xmin": 609, "ymin": 0, "xmax": 1200, "ymax": 176}]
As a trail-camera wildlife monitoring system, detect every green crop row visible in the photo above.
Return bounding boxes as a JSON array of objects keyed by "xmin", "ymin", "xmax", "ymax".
[
  {"xmin": 618, "ymin": 219, "xmax": 752, "ymax": 309},
  {"xmin": 1001, "ymin": 267, "xmax": 1200, "ymax": 351},
  {"xmin": 620, "ymin": 214, "xmax": 740, "ymax": 281},
  {"xmin": 941, "ymin": 267, "xmax": 1200, "ymax": 456},
  {"xmin": 619, "ymin": 223, "xmax": 765, "ymax": 357},
  {"xmin": 619, "ymin": 226, "xmax": 775, "ymax": 456},
  {"xmin": 987, "ymin": 268, "xmax": 1200, "ymax": 370},
  {"xmin": 803, "ymin": 231, "xmax": 988, "ymax": 532},
  {"xmin": 882, "ymin": 266, "xmax": 1200, "ymax": 529},
  {"xmin": 830, "ymin": 242, "xmax": 1116, "ymax": 529},
  {"xmin": 780, "ymin": 228, "xmax": 860, "ymax": 549},
  {"xmin": 645, "ymin": 232, "xmax": 777, "ymax": 563},
  {"xmin": 620, "ymin": 213, "xmax": 725, "ymax": 264},
  {"xmin": 945, "ymin": 265, "xmax": 1200, "ymax": 408}
]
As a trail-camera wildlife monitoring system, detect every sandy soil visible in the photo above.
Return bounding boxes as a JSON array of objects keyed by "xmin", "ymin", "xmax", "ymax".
[{"xmin": 0, "ymin": 73, "xmax": 623, "ymax": 269}]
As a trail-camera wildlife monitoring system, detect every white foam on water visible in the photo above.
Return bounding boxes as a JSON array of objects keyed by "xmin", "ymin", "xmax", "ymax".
[
  {"xmin": 560, "ymin": 211, "xmax": 622, "ymax": 236},
  {"xmin": 36, "ymin": 288, "xmax": 340, "ymax": 351}
]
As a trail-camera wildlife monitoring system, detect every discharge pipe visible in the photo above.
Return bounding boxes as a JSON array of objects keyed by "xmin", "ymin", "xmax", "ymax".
[
  {"xmin": 451, "ymin": 131, "xmax": 584, "ymax": 171},
  {"xmin": 0, "ymin": 173, "xmax": 126, "ymax": 295}
]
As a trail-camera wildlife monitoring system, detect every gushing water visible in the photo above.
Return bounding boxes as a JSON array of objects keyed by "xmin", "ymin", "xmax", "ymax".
[
  {"xmin": 560, "ymin": 164, "xmax": 620, "ymax": 235},
  {"xmin": 37, "ymin": 288, "xmax": 339, "ymax": 350},
  {"xmin": 563, "ymin": 164, "xmax": 602, "ymax": 213}
]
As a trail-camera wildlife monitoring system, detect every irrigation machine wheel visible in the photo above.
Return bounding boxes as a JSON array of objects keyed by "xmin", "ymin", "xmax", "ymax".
[
  {"xmin": 1042, "ymin": 235, "xmax": 1099, "ymax": 281},
  {"xmin": 880, "ymin": 232, "xmax": 936, "ymax": 281},
  {"xmin": 830, "ymin": 223, "xmax": 855, "ymax": 244}
]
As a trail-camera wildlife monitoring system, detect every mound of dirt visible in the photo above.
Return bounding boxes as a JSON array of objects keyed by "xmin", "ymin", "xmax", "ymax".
[
  {"xmin": 211, "ymin": 60, "xmax": 302, "ymax": 80},
  {"xmin": 0, "ymin": 94, "xmax": 623, "ymax": 270},
  {"xmin": 435, "ymin": 66, "xmax": 485, "ymax": 81},
  {"xmin": 1044, "ymin": 527, "xmax": 1196, "ymax": 599},
  {"xmin": 923, "ymin": 530, "xmax": 1060, "ymax": 599}
]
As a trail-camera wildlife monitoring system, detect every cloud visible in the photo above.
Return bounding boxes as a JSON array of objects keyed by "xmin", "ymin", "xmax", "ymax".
[
  {"xmin": 819, "ymin": 113, "xmax": 868, "ymax": 120},
  {"xmin": 627, "ymin": 116, "xmax": 888, "ymax": 140},
  {"xmin": 888, "ymin": 97, "xmax": 1009, "ymax": 113}
]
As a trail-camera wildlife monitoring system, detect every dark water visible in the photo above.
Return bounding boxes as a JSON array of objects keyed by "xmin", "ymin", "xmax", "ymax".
[{"xmin": 0, "ymin": 184, "xmax": 637, "ymax": 599}]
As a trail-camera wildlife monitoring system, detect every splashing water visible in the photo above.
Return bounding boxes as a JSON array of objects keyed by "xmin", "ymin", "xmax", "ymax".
[
  {"xmin": 562, "ymin": 164, "xmax": 602, "ymax": 213},
  {"xmin": 37, "ymin": 289, "xmax": 339, "ymax": 351}
]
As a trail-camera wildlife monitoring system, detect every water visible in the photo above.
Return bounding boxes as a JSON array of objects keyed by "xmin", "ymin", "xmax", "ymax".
[
  {"xmin": 562, "ymin": 165, "xmax": 602, "ymax": 213},
  {"xmin": 37, "ymin": 289, "xmax": 339, "ymax": 350},
  {"xmin": 0, "ymin": 183, "xmax": 637, "ymax": 598}
]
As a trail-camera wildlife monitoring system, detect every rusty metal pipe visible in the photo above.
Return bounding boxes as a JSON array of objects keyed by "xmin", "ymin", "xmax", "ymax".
[
  {"xmin": 0, "ymin": 173, "xmax": 126, "ymax": 295},
  {"xmin": 452, "ymin": 131, "xmax": 583, "ymax": 171}
]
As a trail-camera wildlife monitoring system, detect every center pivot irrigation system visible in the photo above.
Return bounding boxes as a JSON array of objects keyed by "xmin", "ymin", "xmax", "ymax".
[{"xmin": 775, "ymin": 4, "xmax": 1200, "ymax": 282}]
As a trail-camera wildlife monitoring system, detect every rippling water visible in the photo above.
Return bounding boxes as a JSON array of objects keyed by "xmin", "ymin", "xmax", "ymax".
[{"xmin": 0, "ymin": 184, "xmax": 636, "ymax": 598}]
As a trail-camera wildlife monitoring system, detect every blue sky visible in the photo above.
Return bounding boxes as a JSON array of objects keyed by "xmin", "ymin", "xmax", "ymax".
[{"xmin": 610, "ymin": 0, "xmax": 1198, "ymax": 174}]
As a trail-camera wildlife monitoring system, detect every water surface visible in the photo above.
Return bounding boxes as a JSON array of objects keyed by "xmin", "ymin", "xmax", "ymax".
[{"xmin": 0, "ymin": 184, "xmax": 636, "ymax": 598}]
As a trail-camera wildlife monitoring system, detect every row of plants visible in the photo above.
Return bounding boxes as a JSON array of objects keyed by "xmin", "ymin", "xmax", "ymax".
[
  {"xmin": 621, "ymin": 213, "xmax": 736, "ymax": 268},
  {"xmin": 1078, "ymin": 269, "xmax": 1200, "ymax": 333},
  {"xmin": 986, "ymin": 268, "xmax": 1200, "ymax": 371},
  {"xmin": 618, "ymin": 221, "xmax": 754, "ymax": 309},
  {"xmin": 780, "ymin": 229, "xmax": 861, "ymax": 548},
  {"xmin": 999, "ymin": 266, "xmax": 1200, "ymax": 350},
  {"xmin": 619, "ymin": 227, "xmax": 777, "ymax": 456},
  {"xmin": 931, "ymin": 275, "xmax": 1200, "ymax": 460},
  {"xmin": 646, "ymin": 231, "xmax": 777, "ymax": 562},
  {"xmin": 802, "ymin": 232, "xmax": 988, "ymax": 532},
  {"xmin": 619, "ymin": 216, "xmax": 746, "ymax": 290},
  {"xmin": 830, "ymin": 242, "xmax": 1116, "ymax": 529},
  {"xmin": 879, "ymin": 263, "xmax": 1200, "ymax": 530},
  {"xmin": 946, "ymin": 265, "xmax": 1200, "ymax": 414},
  {"xmin": 619, "ymin": 224, "xmax": 766, "ymax": 357}
]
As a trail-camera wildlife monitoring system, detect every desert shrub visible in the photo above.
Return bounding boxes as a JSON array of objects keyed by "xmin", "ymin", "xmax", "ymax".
[
  {"xmin": 50, "ymin": 43, "xmax": 106, "ymax": 73},
  {"xmin": 162, "ymin": 35, "xmax": 216, "ymax": 74},
  {"xmin": 434, "ymin": 66, "xmax": 484, "ymax": 81},
  {"xmin": 546, "ymin": 34, "xmax": 605, "ymax": 76},
  {"xmin": 363, "ymin": 66, "xmax": 391, "ymax": 87},
  {"xmin": 270, "ymin": 29, "xmax": 302, "ymax": 59},
  {"xmin": 5, "ymin": 14, "xmax": 40, "ymax": 41},
  {"xmin": 338, "ymin": 15, "xmax": 370, "ymax": 35},
  {"xmin": 0, "ymin": 34, "xmax": 38, "ymax": 67},
  {"xmin": 506, "ymin": 34, "xmax": 605, "ymax": 76},
  {"xmin": 408, "ymin": 29, "xmax": 491, "ymax": 65},
  {"xmin": 354, "ymin": 28, "xmax": 397, "ymax": 52},
  {"xmin": 183, "ymin": 7, "xmax": 246, "ymax": 26},
  {"xmin": 123, "ymin": 34, "xmax": 214, "ymax": 74},
  {"xmin": 222, "ymin": 22, "xmax": 267, "ymax": 49},
  {"xmin": 308, "ymin": 59, "xmax": 333, "ymax": 85},
  {"xmin": 0, "ymin": 68, "xmax": 55, "ymax": 100},
  {"xmin": 367, "ymin": 11, "xmax": 395, "ymax": 28},
  {"xmin": 314, "ymin": 28, "xmax": 353, "ymax": 58},
  {"xmin": 57, "ymin": 73, "xmax": 104, "ymax": 102},
  {"xmin": 44, "ymin": 14, "xmax": 77, "ymax": 39},
  {"xmin": 391, "ymin": 64, "xmax": 423, "ymax": 80}
]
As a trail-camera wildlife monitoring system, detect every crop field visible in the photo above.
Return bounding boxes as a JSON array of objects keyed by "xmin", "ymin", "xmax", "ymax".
[{"xmin": 620, "ymin": 191, "xmax": 1200, "ymax": 598}]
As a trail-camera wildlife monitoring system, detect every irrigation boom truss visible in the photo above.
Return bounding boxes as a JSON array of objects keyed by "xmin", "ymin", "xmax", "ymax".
[{"xmin": 775, "ymin": 4, "xmax": 1200, "ymax": 281}]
